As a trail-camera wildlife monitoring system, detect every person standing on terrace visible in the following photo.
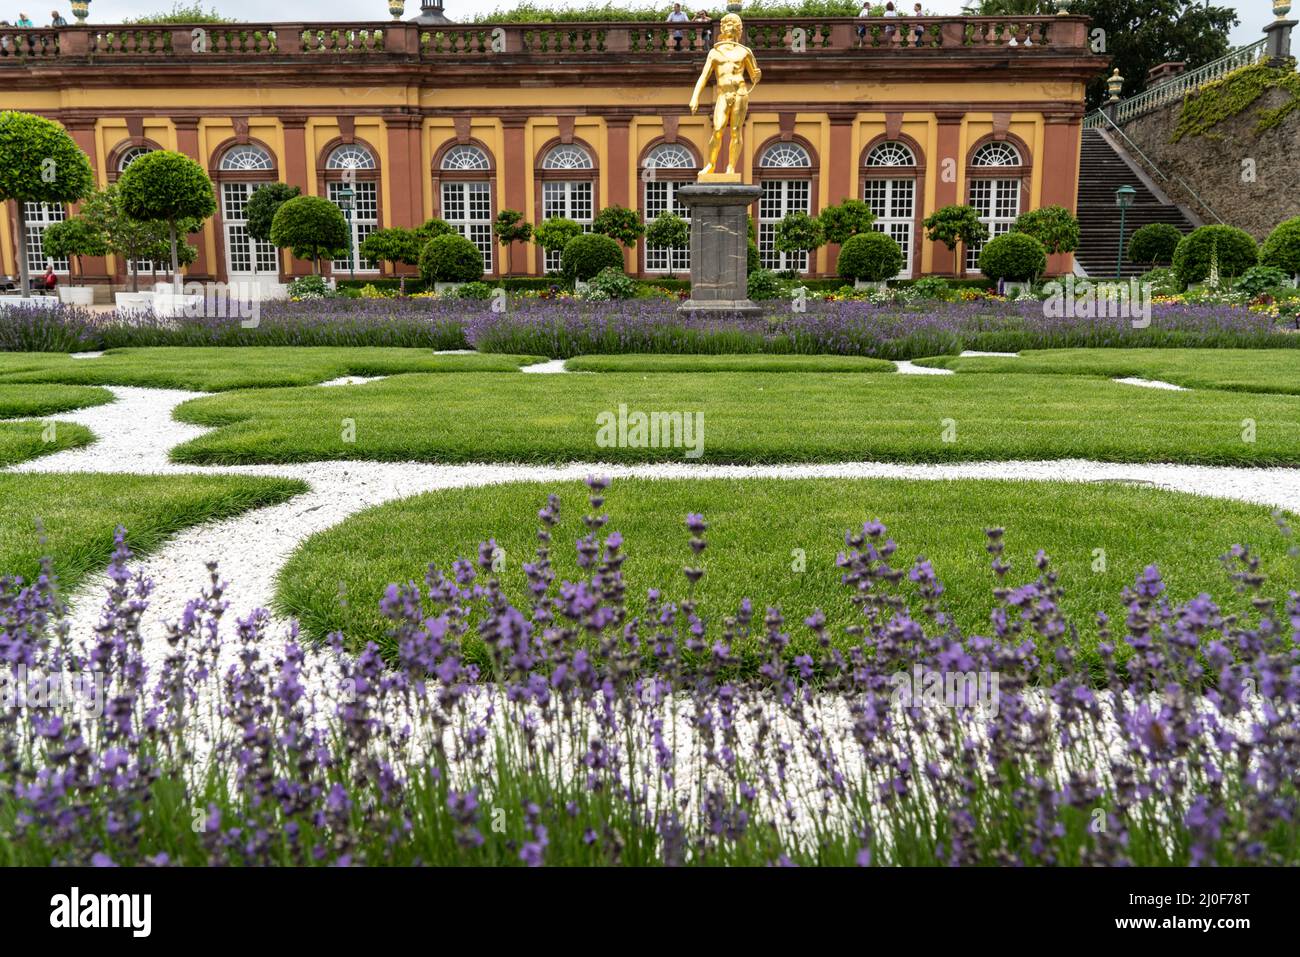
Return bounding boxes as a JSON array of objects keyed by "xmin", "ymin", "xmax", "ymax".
[
  {"xmin": 667, "ymin": 2, "xmax": 689, "ymax": 51},
  {"xmin": 49, "ymin": 8, "xmax": 66, "ymax": 25},
  {"xmin": 15, "ymin": 11, "xmax": 33, "ymax": 25}
]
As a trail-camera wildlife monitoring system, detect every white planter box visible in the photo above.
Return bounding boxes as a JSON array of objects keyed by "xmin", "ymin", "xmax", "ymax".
[
  {"xmin": 853, "ymin": 280, "xmax": 888, "ymax": 292},
  {"xmin": 114, "ymin": 292, "xmax": 156, "ymax": 313},
  {"xmin": 151, "ymin": 292, "xmax": 203, "ymax": 318},
  {"xmin": 434, "ymin": 281, "xmax": 465, "ymax": 295},
  {"xmin": 0, "ymin": 295, "xmax": 60, "ymax": 309},
  {"xmin": 58, "ymin": 286, "xmax": 96, "ymax": 306}
]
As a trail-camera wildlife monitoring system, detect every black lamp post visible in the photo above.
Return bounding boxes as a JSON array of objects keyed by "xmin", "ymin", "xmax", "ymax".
[
  {"xmin": 1114, "ymin": 184, "xmax": 1135, "ymax": 279},
  {"xmin": 336, "ymin": 187, "xmax": 356, "ymax": 283}
]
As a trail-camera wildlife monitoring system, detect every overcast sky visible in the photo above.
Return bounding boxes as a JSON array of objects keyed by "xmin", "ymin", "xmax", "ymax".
[{"xmin": 50, "ymin": 1, "xmax": 1269, "ymax": 50}]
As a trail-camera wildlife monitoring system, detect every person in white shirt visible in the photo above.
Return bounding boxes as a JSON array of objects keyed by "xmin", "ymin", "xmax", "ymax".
[
  {"xmin": 856, "ymin": 2, "xmax": 871, "ymax": 46},
  {"xmin": 667, "ymin": 3, "xmax": 689, "ymax": 51}
]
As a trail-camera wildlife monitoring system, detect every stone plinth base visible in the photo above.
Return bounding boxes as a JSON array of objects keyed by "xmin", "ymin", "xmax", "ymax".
[{"xmin": 677, "ymin": 182, "xmax": 763, "ymax": 317}]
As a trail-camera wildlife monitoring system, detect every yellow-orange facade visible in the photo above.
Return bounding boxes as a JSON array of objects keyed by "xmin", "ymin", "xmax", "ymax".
[{"xmin": 0, "ymin": 16, "xmax": 1106, "ymax": 284}]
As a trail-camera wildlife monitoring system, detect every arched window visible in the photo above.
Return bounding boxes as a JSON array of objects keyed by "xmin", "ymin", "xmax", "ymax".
[
  {"xmin": 117, "ymin": 146, "xmax": 152, "ymax": 173},
  {"xmin": 863, "ymin": 140, "xmax": 919, "ymax": 279},
  {"xmin": 323, "ymin": 144, "xmax": 379, "ymax": 275},
  {"xmin": 966, "ymin": 140, "xmax": 1027, "ymax": 272},
  {"xmin": 219, "ymin": 144, "xmax": 275, "ymax": 172},
  {"xmin": 539, "ymin": 143, "xmax": 595, "ymax": 272},
  {"xmin": 326, "ymin": 144, "xmax": 377, "ymax": 171},
  {"xmin": 439, "ymin": 144, "xmax": 493, "ymax": 273},
  {"xmin": 642, "ymin": 143, "xmax": 697, "ymax": 274},
  {"xmin": 215, "ymin": 143, "xmax": 279, "ymax": 278},
  {"xmin": 757, "ymin": 142, "xmax": 813, "ymax": 273}
]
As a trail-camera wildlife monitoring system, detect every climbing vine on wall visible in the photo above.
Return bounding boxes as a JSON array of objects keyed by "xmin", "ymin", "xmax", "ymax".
[{"xmin": 1172, "ymin": 60, "xmax": 1300, "ymax": 142}]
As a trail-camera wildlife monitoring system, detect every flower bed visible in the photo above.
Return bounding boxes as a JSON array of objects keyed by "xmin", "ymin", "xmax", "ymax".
[
  {"xmin": 2, "ymin": 298, "xmax": 1294, "ymax": 357},
  {"xmin": 4, "ymin": 482, "xmax": 1298, "ymax": 866}
]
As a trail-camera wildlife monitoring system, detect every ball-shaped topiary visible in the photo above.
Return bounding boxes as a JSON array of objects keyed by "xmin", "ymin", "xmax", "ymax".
[
  {"xmin": 977, "ymin": 232, "xmax": 1047, "ymax": 282},
  {"xmin": 419, "ymin": 232, "xmax": 485, "ymax": 284},
  {"xmin": 1171, "ymin": 224, "xmax": 1258, "ymax": 286},
  {"xmin": 1260, "ymin": 216, "xmax": 1300, "ymax": 276},
  {"xmin": 270, "ymin": 195, "xmax": 350, "ymax": 272},
  {"xmin": 561, "ymin": 232, "xmax": 624, "ymax": 281},
  {"xmin": 837, "ymin": 231, "xmax": 904, "ymax": 282},
  {"xmin": 1127, "ymin": 223, "xmax": 1184, "ymax": 266}
]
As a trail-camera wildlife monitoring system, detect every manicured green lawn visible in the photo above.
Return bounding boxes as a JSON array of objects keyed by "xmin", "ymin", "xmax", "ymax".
[
  {"xmin": 0, "ymin": 473, "xmax": 307, "ymax": 591},
  {"xmin": 0, "ymin": 383, "xmax": 114, "ymax": 417},
  {"xmin": 276, "ymin": 477, "xmax": 1296, "ymax": 675},
  {"xmin": 171, "ymin": 371, "xmax": 1300, "ymax": 465},
  {"xmin": 0, "ymin": 383, "xmax": 109, "ymax": 466},
  {"xmin": 917, "ymin": 348, "xmax": 1300, "ymax": 394},
  {"xmin": 0, "ymin": 423, "xmax": 96, "ymax": 467},
  {"xmin": 565, "ymin": 354, "xmax": 897, "ymax": 373},
  {"xmin": 0, "ymin": 347, "xmax": 543, "ymax": 392}
]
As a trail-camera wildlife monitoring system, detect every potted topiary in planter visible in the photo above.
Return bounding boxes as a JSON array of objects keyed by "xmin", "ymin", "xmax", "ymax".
[
  {"xmin": 977, "ymin": 232, "xmax": 1047, "ymax": 297},
  {"xmin": 419, "ymin": 232, "xmax": 484, "ymax": 294},
  {"xmin": 42, "ymin": 216, "xmax": 107, "ymax": 306},
  {"xmin": 837, "ymin": 230, "xmax": 904, "ymax": 291}
]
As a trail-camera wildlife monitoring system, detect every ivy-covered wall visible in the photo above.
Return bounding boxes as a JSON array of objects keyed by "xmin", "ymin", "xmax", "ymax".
[{"xmin": 1118, "ymin": 62, "xmax": 1299, "ymax": 241}]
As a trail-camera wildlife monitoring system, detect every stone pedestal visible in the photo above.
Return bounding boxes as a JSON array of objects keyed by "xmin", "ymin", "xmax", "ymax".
[
  {"xmin": 677, "ymin": 182, "xmax": 763, "ymax": 317},
  {"xmin": 1264, "ymin": 19, "xmax": 1295, "ymax": 65}
]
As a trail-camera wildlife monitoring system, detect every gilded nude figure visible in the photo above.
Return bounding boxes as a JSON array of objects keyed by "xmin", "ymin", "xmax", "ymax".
[{"xmin": 689, "ymin": 13, "xmax": 761, "ymax": 176}]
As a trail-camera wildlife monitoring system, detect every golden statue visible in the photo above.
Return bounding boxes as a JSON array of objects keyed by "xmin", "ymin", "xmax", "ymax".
[{"xmin": 689, "ymin": 12, "xmax": 761, "ymax": 180}]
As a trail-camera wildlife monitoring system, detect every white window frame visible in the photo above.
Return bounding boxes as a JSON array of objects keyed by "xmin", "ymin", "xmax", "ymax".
[
  {"xmin": 221, "ymin": 182, "xmax": 279, "ymax": 277},
  {"xmin": 541, "ymin": 180, "xmax": 593, "ymax": 273},
  {"xmin": 23, "ymin": 202, "xmax": 68, "ymax": 274},
  {"xmin": 441, "ymin": 180, "xmax": 494, "ymax": 274}
]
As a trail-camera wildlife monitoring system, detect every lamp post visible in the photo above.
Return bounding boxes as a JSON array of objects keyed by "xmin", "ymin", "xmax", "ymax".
[
  {"xmin": 336, "ymin": 187, "xmax": 356, "ymax": 283},
  {"xmin": 1114, "ymin": 184, "xmax": 1136, "ymax": 279}
]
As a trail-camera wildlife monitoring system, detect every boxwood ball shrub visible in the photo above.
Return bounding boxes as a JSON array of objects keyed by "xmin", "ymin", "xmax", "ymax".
[
  {"xmin": 420, "ymin": 232, "xmax": 484, "ymax": 284},
  {"xmin": 562, "ymin": 232, "xmax": 624, "ymax": 281},
  {"xmin": 977, "ymin": 232, "xmax": 1047, "ymax": 282},
  {"xmin": 1127, "ymin": 222, "xmax": 1184, "ymax": 266},
  {"xmin": 837, "ymin": 231, "xmax": 904, "ymax": 282},
  {"xmin": 270, "ymin": 195, "xmax": 350, "ymax": 274},
  {"xmin": 1172, "ymin": 224, "xmax": 1258, "ymax": 286},
  {"xmin": 1260, "ymin": 216, "xmax": 1300, "ymax": 276}
]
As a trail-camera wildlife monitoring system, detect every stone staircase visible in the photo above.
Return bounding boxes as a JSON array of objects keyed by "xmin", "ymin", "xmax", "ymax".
[{"xmin": 1075, "ymin": 129, "xmax": 1196, "ymax": 279}]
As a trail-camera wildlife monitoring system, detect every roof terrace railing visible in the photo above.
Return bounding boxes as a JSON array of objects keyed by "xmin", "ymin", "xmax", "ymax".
[{"xmin": 0, "ymin": 15, "xmax": 1096, "ymax": 62}]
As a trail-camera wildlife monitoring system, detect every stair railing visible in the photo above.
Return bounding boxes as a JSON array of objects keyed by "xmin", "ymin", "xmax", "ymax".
[
  {"xmin": 1086, "ymin": 110, "xmax": 1225, "ymax": 226},
  {"xmin": 1083, "ymin": 38, "xmax": 1269, "ymax": 129}
]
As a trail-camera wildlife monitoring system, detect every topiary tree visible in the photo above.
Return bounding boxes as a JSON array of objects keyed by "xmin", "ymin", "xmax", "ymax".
[
  {"xmin": 415, "ymin": 217, "xmax": 456, "ymax": 244},
  {"xmin": 359, "ymin": 227, "xmax": 422, "ymax": 293},
  {"xmin": 493, "ymin": 208, "xmax": 533, "ymax": 276},
  {"xmin": 645, "ymin": 212, "xmax": 690, "ymax": 274},
  {"xmin": 836, "ymin": 230, "xmax": 904, "ymax": 283},
  {"xmin": 978, "ymin": 232, "xmax": 1048, "ymax": 283},
  {"xmin": 1127, "ymin": 222, "xmax": 1184, "ymax": 266},
  {"xmin": 923, "ymin": 204, "xmax": 988, "ymax": 276},
  {"xmin": 591, "ymin": 204, "xmax": 643, "ymax": 248},
  {"xmin": 419, "ymin": 232, "xmax": 484, "ymax": 284},
  {"xmin": 562, "ymin": 232, "xmax": 624, "ymax": 281},
  {"xmin": 76, "ymin": 185, "xmax": 200, "ymax": 292},
  {"xmin": 818, "ymin": 199, "xmax": 876, "ymax": 246},
  {"xmin": 1171, "ymin": 224, "xmax": 1258, "ymax": 287},
  {"xmin": 773, "ymin": 211, "xmax": 825, "ymax": 271},
  {"xmin": 117, "ymin": 149, "xmax": 216, "ymax": 290},
  {"xmin": 1012, "ymin": 205, "xmax": 1079, "ymax": 256},
  {"xmin": 41, "ymin": 216, "xmax": 108, "ymax": 288},
  {"xmin": 0, "ymin": 111, "xmax": 96, "ymax": 295},
  {"xmin": 534, "ymin": 217, "xmax": 584, "ymax": 267},
  {"xmin": 269, "ymin": 195, "xmax": 350, "ymax": 275},
  {"xmin": 245, "ymin": 183, "xmax": 301, "ymax": 245},
  {"xmin": 1260, "ymin": 216, "xmax": 1300, "ymax": 278}
]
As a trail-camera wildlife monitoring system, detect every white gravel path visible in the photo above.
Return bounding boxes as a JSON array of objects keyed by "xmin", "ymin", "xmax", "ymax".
[
  {"xmin": 9, "ymin": 383, "xmax": 1300, "ymax": 670},
  {"xmin": 959, "ymin": 350, "xmax": 1020, "ymax": 357},
  {"xmin": 894, "ymin": 360, "xmax": 953, "ymax": 375},
  {"xmin": 70, "ymin": 351, "xmax": 105, "ymax": 359},
  {"xmin": 316, "ymin": 375, "xmax": 389, "ymax": 388},
  {"xmin": 1114, "ymin": 376, "xmax": 1186, "ymax": 391},
  {"xmin": 519, "ymin": 359, "xmax": 570, "ymax": 373}
]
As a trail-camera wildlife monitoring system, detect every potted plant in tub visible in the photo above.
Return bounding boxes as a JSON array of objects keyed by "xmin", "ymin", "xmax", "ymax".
[
  {"xmin": 419, "ymin": 232, "xmax": 484, "ymax": 295},
  {"xmin": 42, "ymin": 215, "xmax": 108, "ymax": 306},
  {"xmin": 837, "ymin": 230, "xmax": 904, "ymax": 292}
]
